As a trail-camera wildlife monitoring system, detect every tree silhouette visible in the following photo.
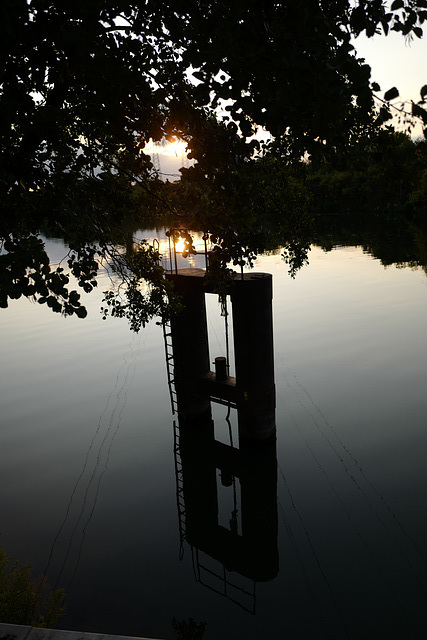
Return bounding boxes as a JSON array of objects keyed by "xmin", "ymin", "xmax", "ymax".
[{"xmin": 2, "ymin": 0, "xmax": 427, "ymax": 322}]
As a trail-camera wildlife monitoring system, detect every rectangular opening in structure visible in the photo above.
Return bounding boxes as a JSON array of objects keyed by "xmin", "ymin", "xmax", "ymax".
[
  {"xmin": 216, "ymin": 468, "xmax": 242, "ymax": 537},
  {"xmin": 205, "ymin": 293, "xmax": 235, "ymax": 378},
  {"xmin": 211, "ymin": 402, "xmax": 238, "ymax": 446}
]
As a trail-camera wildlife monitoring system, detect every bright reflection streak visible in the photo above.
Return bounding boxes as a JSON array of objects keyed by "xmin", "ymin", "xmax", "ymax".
[
  {"xmin": 174, "ymin": 236, "xmax": 186, "ymax": 253},
  {"xmin": 132, "ymin": 230, "xmax": 211, "ymax": 271}
]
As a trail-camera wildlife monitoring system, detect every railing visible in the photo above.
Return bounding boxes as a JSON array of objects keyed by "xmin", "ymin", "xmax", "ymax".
[{"xmin": 192, "ymin": 547, "xmax": 256, "ymax": 614}]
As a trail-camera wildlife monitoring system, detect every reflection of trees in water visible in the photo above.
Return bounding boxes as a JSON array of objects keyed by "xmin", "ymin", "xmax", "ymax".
[
  {"xmin": 313, "ymin": 213, "xmax": 427, "ymax": 273},
  {"xmin": 410, "ymin": 220, "xmax": 427, "ymax": 275}
]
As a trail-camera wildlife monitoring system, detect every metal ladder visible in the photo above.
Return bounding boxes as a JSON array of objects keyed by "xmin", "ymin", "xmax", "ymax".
[
  {"xmin": 161, "ymin": 311, "xmax": 187, "ymax": 558},
  {"xmin": 162, "ymin": 316, "xmax": 178, "ymax": 415},
  {"xmin": 173, "ymin": 420, "xmax": 187, "ymax": 560}
]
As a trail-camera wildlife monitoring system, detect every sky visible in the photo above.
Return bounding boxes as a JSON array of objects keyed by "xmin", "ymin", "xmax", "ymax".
[
  {"xmin": 150, "ymin": 28, "xmax": 427, "ymax": 177},
  {"xmin": 354, "ymin": 29, "xmax": 427, "ymax": 135}
]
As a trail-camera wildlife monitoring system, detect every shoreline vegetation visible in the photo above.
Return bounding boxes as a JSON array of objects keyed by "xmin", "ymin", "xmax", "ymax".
[{"xmin": 0, "ymin": 547, "xmax": 66, "ymax": 629}]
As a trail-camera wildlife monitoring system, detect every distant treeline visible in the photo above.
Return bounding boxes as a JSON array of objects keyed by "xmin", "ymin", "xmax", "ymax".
[{"xmin": 305, "ymin": 131, "xmax": 427, "ymax": 215}]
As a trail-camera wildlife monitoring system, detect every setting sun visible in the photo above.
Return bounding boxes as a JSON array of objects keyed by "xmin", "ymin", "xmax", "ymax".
[
  {"xmin": 162, "ymin": 137, "xmax": 189, "ymax": 157},
  {"xmin": 144, "ymin": 136, "xmax": 189, "ymax": 158},
  {"xmin": 144, "ymin": 136, "xmax": 193, "ymax": 177}
]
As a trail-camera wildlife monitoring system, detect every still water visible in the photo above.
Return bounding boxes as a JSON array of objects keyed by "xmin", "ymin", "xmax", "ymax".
[{"xmin": 2, "ymin": 225, "xmax": 427, "ymax": 639}]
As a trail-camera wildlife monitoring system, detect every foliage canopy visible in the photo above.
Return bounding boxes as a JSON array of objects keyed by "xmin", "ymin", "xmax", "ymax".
[{"xmin": 1, "ymin": 0, "xmax": 427, "ymax": 324}]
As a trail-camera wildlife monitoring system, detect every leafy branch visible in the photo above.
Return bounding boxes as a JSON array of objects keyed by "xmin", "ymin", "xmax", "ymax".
[{"xmin": 372, "ymin": 83, "xmax": 427, "ymax": 136}]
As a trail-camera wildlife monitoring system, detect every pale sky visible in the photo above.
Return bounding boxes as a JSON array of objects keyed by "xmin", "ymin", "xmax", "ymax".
[
  {"xmin": 354, "ymin": 30, "xmax": 426, "ymax": 101},
  {"xmin": 353, "ymin": 30, "xmax": 427, "ymax": 135}
]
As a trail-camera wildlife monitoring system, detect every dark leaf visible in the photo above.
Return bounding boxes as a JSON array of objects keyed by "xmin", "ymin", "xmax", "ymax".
[
  {"xmin": 412, "ymin": 101, "xmax": 427, "ymax": 124},
  {"xmin": 75, "ymin": 306, "xmax": 88, "ymax": 319},
  {"xmin": 384, "ymin": 87, "xmax": 399, "ymax": 101}
]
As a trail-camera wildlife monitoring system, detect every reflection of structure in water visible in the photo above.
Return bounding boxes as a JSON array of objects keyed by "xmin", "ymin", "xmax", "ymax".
[
  {"xmin": 174, "ymin": 416, "xmax": 278, "ymax": 613},
  {"xmin": 163, "ymin": 261, "xmax": 278, "ymax": 612}
]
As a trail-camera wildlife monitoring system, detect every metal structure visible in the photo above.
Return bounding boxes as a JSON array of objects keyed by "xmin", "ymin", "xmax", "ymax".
[{"xmin": 159, "ymin": 229, "xmax": 278, "ymax": 613}]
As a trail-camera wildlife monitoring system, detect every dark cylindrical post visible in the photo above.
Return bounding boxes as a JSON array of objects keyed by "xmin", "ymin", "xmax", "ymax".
[
  {"xmin": 167, "ymin": 270, "xmax": 211, "ymax": 421},
  {"xmin": 238, "ymin": 438, "xmax": 278, "ymax": 580},
  {"xmin": 214, "ymin": 356, "xmax": 227, "ymax": 381},
  {"xmin": 231, "ymin": 273, "xmax": 276, "ymax": 442}
]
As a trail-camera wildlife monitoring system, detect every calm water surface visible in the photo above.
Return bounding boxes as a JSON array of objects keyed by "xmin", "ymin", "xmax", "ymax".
[{"xmin": 2, "ymin": 228, "xmax": 427, "ymax": 639}]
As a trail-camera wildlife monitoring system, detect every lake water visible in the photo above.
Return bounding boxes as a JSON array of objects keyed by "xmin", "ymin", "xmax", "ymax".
[{"xmin": 2, "ymin": 225, "xmax": 427, "ymax": 639}]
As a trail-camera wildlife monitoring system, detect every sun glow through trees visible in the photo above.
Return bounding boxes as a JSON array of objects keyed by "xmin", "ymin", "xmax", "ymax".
[{"xmin": 144, "ymin": 137, "xmax": 192, "ymax": 178}]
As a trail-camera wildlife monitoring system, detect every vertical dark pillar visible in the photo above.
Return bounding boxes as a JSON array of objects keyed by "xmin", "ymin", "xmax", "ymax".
[
  {"xmin": 239, "ymin": 439, "xmax": 278, "ymax": 580},
  {"xmin": 231, "ymin": 273, "xmax": 276, "ymax": 442},
  {"xmin": 178, "ymin": 415, "xmax": 218, "ymax": 545},
  {"xmin": 167, "ymin": 270, "xmax": 211, "ymax": 421}
]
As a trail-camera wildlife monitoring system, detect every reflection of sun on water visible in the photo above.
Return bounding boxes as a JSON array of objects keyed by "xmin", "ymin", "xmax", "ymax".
[
  {"xmin": 174, "ymin": 236, "xmax": 186, "ymax": 253},
  {"xmin": 172, "ymin": 235, "xmax": 197, "ymax": 266},
  {"xmin": 147, "ymin": 232, "xmax": 207, "ymax": 270}
]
